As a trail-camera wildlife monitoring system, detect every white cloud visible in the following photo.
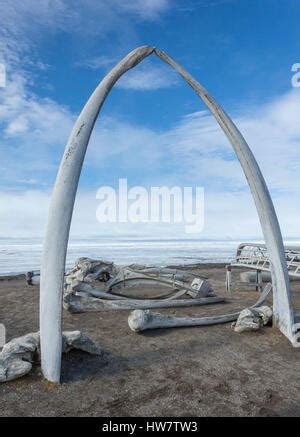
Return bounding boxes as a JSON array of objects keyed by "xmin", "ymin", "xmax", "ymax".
[
  {"xmin": 1, "ymin": 74, "xmax": 299, "ymax": 238},
  {"xmin": 77, "ymin": 56, "xmax": 179, "ymax": 91},
  {"xmin": 87, "ymin": 116, "xmax": 164, "ymax": 169},
  {"xmin": 0, "ymin": 190, "xmax": 49, "ymax": 238},
  {"xmin": 0, "ymin": 0, "xmax": 71, "ymax": 65},
  {"xmin": 0, "ymin": 75, "xmax": 73, "ymax": 142},
  {"xmin": 76, "ymin": 55, "xmax": 120, "ymax": 70},
  {"xmin": 161, "ymin": 90, "xmax": 300, "ymax": 193},
  {"xmin": 0, "ymin": 0, "xmax": 170, "ymax": 185},
  {"xmin": 0, "ymin": 72, "xmax": 74, "ymax": 186},
  {"xmin": 116, "ymin": 61, "xmax": 178, "ymax": 90},
  {"xmin": 0, "ymin": 0, "xmax": 299, "ymax": 241},
  {"xmin": 0, "ymin": 0, "xmax": 170, "ymax": 65},
  {"xmin": 0, "ymin": 187, "xmax": 298, "ymax": 241},
  {"xmin": 0, "ymin": 65, "xmax": 173, "ymax": 187},
  {"xmin": 118, "ymin": 0, "xmax": 170, "ymax": 19}
]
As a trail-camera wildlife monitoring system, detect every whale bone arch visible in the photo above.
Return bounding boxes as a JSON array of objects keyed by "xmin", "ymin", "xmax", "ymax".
[{"xmin": 40, "ymin": 46, "xmax": 297, "ymax": 383}]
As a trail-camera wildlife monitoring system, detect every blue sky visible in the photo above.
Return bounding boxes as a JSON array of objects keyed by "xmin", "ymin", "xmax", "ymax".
[{"xmin": 0, "ymin": 0, "xmax": 299, "ymax": 240}]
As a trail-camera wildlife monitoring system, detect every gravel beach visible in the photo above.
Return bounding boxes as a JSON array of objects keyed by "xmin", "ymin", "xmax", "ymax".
[{"xmin": 0, "ymin": 263, "xmax": 299, "ymax": 417}]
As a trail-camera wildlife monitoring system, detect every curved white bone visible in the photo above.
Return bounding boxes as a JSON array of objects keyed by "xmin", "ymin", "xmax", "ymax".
[
  {"xmin": 128, "ymin": 283, "xmax": 273, "ymax": 332},
  {"xmin": 154, "ymin": 48, "xmax": 294, "ymax": 342},
  {"xmin": 70, "ymin": 279, "xmax": 194, "ymax": 301},
  {"xmin": 40, "ymin": 47, "xmax": 155, "ymax": 382},
  {"xmin": 40, "ymin": 46, "xmax": 295, "ymax": 382},
  {"xmin": 63, "ymin": 292, "xmax": 225, "ymax": 313},
  {"xmin": 128, "ymin": 309, "xmax": 237, "ymax": 332}
]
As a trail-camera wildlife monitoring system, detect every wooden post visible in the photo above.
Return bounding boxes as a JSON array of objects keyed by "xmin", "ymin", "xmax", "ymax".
[
  {"xmin": 256, "ymin": 269, "xmax": 263, "ymax": 292},
  {"xmin": 226, "ymin": 265, "xmax": 232, "ymax": 292}
]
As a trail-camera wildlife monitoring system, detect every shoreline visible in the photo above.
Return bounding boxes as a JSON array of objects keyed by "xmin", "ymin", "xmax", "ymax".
[
  {"xmin": 1, "ymin": 238, "xmax": 299, "ymax": 279},
  {"xmin": 0, "ymin": 262, "xmax": 228, "ymax": 281}
]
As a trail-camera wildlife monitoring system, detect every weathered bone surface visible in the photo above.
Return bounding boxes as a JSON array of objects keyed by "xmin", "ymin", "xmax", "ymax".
[
  {"xmin": 67, "ymin": 280, "xmax": 187, "ymax": 301},
  {"xmin": 66, "ymin": 258, "xmax": 117, "ymax": 284},
  {"xmin": 0, "ymin": 332, "xmax": 40, "ymax": 382},
  {"xmin": 128, "ymin": 309, "xmax": 238, "ymax": 333},
  {"xmin": 41, "ymin": 46, "xmax": 296, "ymax": 382},
  {"xmin": 106, "ymin": 267, "xmax": 211, "ymax": 297},
  {"xmin": 69, "ymin": 281, "xmax": 123, "ymax": 300},
  {"xmin": 154, "ymin": 48, "xmax": 296, "ymax": 345},
  {"xmin": 61, "ymin": 330, "xmax": 102, "ymax": 354},
  {"xmin": 63, "ymin": 291, "xmax": 225, "ymax": 313},
  {"xmin": 65, "ymin": 258, "xmax": 212, "ymax": 298},
  {"xmin": 128, "ymin": 283, "xmax": 272, "ymax": 332},
  {"xmin": 128, "ymin": 305, "xmax": 272, "ymax": 333},
  {"xmin": 233, "ymin": 306, "xmax": 272, "ymax": 333},
  {"xmin": 62, "ymin": 258, "xmax": 217, "ymax": 313},
  {"xmin": 187, "ymin": 278, "xmax": 213, "ymax": 298},
  {"xmin": 0, "ymin": 331, "xmax": 101, "ymax": 382}
]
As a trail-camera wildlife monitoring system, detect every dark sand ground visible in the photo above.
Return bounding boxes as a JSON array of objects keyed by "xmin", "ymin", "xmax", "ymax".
[{"xmin": 0, "ymin": 264, "xmax": 299, "ymax": 417}]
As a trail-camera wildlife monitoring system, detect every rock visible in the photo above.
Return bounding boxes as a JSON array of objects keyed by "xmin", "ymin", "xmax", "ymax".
[
  {"xmin": 0, "ymin": 356, "xmax": 33, "ymax": 382},
  {"xmin": 0, "ymin": 331, "xmax": 101, "ymax": 382},
  {"xmin": 63, "ymin": 258, "xmax": 217, "ymax": 313},
  {"xmin": 62, "ymin": 331, "xmax": 102, "ymax": 355},
  {"xmin": 233, "ymin": 306, "xmax": 272, "ymax": 333}
]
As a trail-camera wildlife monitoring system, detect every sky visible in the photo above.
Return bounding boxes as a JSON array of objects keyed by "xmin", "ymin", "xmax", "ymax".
[{"xmin": 0, "ymin": 0, "xmax": 299, "ymax": 241}]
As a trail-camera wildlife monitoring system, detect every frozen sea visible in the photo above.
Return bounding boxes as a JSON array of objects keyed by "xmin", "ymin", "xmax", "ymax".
[{"xmin": 0, "ymin": 236, "xmax": 299, "ymax": 276}]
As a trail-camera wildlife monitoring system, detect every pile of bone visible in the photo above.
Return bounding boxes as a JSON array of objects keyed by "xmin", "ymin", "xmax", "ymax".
[
  {"xmin": 63, "ymin": 258, "xmax": 224, "ymax": 313},
  {"xmin": 0, "ymin": 331, "xmax": 101, "ymax": 382},
  {"xmin": 127, "ymin": 284, "xmax": 273, "ymax": 333},
  {"xmin": 65, "ymin": 258, "xmax": 118, "ymax": 285},
  {"xmin": 232, "ymin": 306, "xmax": 273, "ymax": 333}
]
